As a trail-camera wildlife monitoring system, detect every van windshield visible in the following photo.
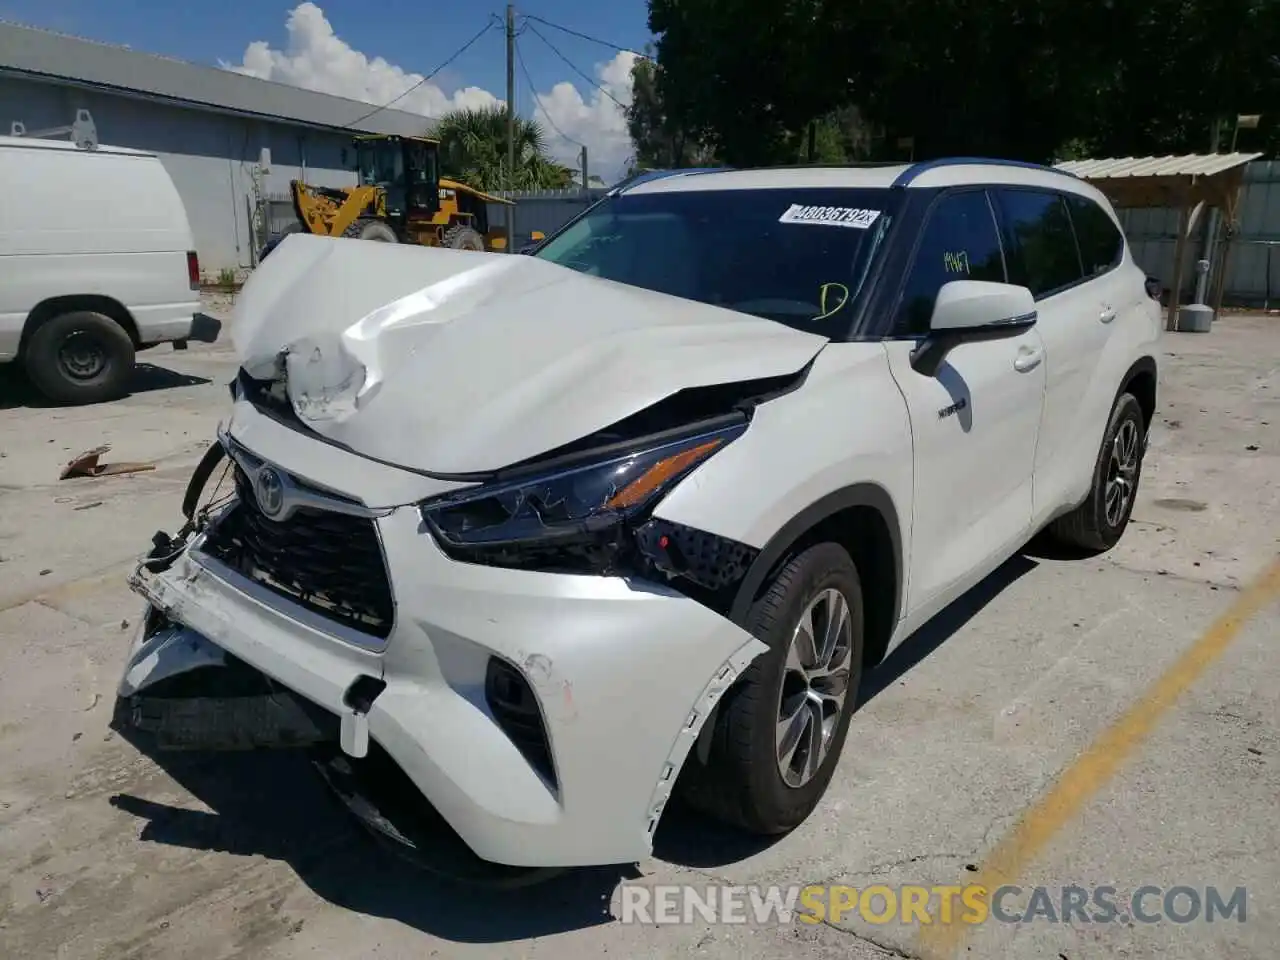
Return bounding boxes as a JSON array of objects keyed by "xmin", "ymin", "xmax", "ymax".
[{"xmin": 533, "ymin": 187, "xmax": 896, "ymax": 334}]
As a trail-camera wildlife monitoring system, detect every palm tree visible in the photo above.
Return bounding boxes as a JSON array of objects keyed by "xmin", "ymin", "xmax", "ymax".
[{"xmin": 434, "ymin": 105, "xmax": 575, "ymax": 192}]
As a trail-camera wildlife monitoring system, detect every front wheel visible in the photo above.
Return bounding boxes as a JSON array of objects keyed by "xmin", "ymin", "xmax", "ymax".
[
  {"xmin": 679, "ymin": 542, "xmax": 864, "ymax": 834},
  {"xmin": 343, "ymin": 219, "xmax": 398, "ymax": 243},
  {"xmin": 1048, "ymin": 392, "xmax": 1147, "ymax": 552}
]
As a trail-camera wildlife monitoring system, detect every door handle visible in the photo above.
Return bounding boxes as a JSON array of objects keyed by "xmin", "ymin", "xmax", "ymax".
[
  {"xmin": 1100, "ymin": 305, "xmax": 1116, "ymax": 323},
  {"xmin": 1014, "ymin": 347, "xmax": 1043, "ymax": 373}
]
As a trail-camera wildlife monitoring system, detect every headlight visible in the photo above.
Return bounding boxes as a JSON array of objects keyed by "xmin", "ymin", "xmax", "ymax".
[{"xmin": 420, "ymin": 421, "xmax": 747, "ymax": 573}]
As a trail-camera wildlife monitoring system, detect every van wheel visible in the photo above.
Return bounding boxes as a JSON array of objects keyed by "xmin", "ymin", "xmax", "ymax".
[
  {"xmin": 23, "ymin": 311, "xmax": 135, "ymax": 405},
  {"xmin": 679, "ymin": 542, "xmax": 864, "ymax": 834}
]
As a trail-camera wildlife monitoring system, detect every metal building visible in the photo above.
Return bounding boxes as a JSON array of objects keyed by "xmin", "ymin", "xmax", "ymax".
[{"xmin": 0, "ymin": 20, "xmax": 430, "ymax": 275}]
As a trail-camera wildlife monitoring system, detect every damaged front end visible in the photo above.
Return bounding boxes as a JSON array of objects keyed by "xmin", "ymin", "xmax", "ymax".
[
  {"xmin": 111, "ymin": 612, "xmax": 338, "ymax": 750},
  {"xmin": 113, "ymin": 440, "xmax": 340, "ymax": 752}
]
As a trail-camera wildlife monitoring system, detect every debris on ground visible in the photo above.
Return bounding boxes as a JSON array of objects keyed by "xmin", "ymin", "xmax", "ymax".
[{"xmin": 59, "ymin": 446, "xmax": 155, "ymax": 480}]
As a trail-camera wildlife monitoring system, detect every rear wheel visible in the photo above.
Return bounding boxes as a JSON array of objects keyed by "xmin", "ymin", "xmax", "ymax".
[
  {"xmin": 343, "ymin": 219, "xmax": 399, "ymax": 243},
  {"xmin": 1048, "ymin": 392, "xmax": 1146, "ymax": 552},
  {"xmin": 679, "ymin": 542, "xmax": 864, "ymax": 834},
  {"xmin": 442, "ymin": 224, "xmax": 486, "ymax": 251},
  {"xmin": 23, "ymin": 310, "xmax": 135, "ymax": 405}
]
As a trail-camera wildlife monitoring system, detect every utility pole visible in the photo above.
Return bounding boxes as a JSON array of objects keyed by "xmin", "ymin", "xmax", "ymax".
[
  {"xmin": 580, "ymin": 145, "xmax": 589, "ymax": 197},
  {"xmin": 505, "ymin": 3, "xmax": 516, "ymax": 253}
]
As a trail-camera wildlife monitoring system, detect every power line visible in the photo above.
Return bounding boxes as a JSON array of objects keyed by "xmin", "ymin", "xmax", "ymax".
[
  {"xmin": 524, "ymin": 21, "xmax": 628, "ymax": 112},
  {"xmin": 515, "ymin": 36, "xmax": 584, "ymax": 148},
  {"xmin": 340, "ymin": 16, "xmax": 499, "ymax": 129},
  {"xmin": 522, "ymin": 13, "xmax": 652, "ymax": 61}
]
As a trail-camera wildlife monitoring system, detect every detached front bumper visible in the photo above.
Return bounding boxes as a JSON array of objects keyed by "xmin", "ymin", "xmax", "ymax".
[{"xmin": 120, "ymin": 500, "xmax": 765, "ymax": 869}]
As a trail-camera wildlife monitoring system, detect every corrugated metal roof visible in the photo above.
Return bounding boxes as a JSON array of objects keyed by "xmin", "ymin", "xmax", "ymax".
[
  {"xmin": 1054, "ymin": 153, "xmax": 1264, "ymax": 180},
  {"xmin": 0, "ymin": 20, "xmax": 430, "ymax": 137}
]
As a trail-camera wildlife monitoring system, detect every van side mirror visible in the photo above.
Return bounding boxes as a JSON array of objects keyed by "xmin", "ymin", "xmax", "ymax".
[{"xmin": 910, "ymin": 280, "xmax": 1038, "ymax": 377}]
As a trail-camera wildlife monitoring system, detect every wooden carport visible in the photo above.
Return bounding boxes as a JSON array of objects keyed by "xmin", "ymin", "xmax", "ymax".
[{"xmin": 1054, "ymin": 153, "xmax": 1263, "ymax": 329}]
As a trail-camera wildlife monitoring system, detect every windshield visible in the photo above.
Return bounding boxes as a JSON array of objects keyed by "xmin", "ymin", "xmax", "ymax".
[
  {"xmin": 533, "ymin": 187, "xmax": 896, "ymax": 333},
  {"xmin": 356, "ymin": 140, "xmax": 403, "ymax": 187}
]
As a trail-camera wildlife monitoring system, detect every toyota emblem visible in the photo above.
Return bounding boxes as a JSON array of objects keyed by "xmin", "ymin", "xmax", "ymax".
[{"xmin": 254, "ymin": 466, "xmax": 286, "ymax": 519}]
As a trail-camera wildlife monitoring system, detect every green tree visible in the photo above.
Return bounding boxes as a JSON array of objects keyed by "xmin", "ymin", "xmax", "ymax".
[
  {"xmin": 434, "ymin": 105, "xmax": 575, "ymax": 191},
  {"xmin": 644, "ymin": 0, "xmax": 1280, "ymax": 164},
  {"xmin": 626, "ymin": 46, "xmax": 719, "ymax": 170}
]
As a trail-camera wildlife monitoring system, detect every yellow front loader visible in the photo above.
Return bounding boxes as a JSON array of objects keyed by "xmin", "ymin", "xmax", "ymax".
[{"xmin": 270, "ymin": 134, "xmax": 535, "ymax": 255}]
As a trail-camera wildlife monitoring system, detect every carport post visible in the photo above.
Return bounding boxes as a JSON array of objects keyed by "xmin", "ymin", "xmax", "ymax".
[
  {"xmin": 1210, "ymin": 183, "xmax": 1245, "ymax": 318},
  {"xmin": 1167, "ymin": 204, "xmax": 1190, "ymax": 331}
]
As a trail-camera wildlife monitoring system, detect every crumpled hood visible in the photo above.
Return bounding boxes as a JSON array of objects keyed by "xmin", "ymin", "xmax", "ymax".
[{"xmin": 231, "ymin": 233, "xmax": 828, "ymax": 475}]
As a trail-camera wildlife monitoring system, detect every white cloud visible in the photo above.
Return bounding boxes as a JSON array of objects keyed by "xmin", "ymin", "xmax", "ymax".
[
  {"xmin": 529, "ymin": 50, "xmax": 638, "ymax": 183},
  {"xmin": 220, "ymin": 3, "xmax": 636, "ymax": 183}
]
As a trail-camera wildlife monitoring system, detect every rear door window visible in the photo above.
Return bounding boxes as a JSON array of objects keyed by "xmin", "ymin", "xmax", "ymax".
[
  {"xmin": 894, "ymin": 189, "xmax": 1007, "ymax": 335},
  {"xmin": 994, "ymin": 189, "xmax": 1084, "ymax": 298},
  {"xmin": 1065, "ymin": 194, "xmax": 1125, "ymax": 277}
]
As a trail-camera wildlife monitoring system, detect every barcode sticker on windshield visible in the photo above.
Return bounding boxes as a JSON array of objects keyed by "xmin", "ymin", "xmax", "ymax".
[{"xmin": 778, "ymin": 204, "xmax": 881, "ymax": 229}]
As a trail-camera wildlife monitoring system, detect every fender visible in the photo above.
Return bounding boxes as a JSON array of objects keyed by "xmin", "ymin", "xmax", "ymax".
[
  {"xmin": 1118, "ymin": 355, "xmax": 1158, "ymax": 405},
  {"xmin": 1113, "ymin": 354, "xmax": 1159, "ymax": 445},
  {"xmin": 727, "ymin": 482, "xmax": 904, "ymax": 628}
]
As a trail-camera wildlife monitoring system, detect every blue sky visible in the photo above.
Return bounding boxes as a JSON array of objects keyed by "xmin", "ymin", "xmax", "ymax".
[{"xmin": 0, "ymin": 1, "xmax": 653, "ymax": 178}]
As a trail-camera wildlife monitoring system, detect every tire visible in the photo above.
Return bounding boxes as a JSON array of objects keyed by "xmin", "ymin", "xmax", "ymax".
[
  {"xmin": 343, "ymin": 219, "xmax": 398, "ymax": 243},
  {"xmin": 1048, "ymin": 392, "xmax": 1146, "ymax": 552},
  {"xmin": 23, "ymin": 310, "xmax": 135, "ymax": 405},
  {"xmin": 260, "ymin": 221, "xmax": 304, "ymax": 259},
  {"xmin": 442, "ymin": 224, "xmax": 486, "ymax": 251},
  {"xmin": 679, "ymin": 542, "xmax": 864, "ymax": 834}
]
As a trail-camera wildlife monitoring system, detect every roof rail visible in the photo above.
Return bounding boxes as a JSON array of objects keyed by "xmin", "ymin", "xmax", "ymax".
[
  {"xmin": 9, "ymin": 108, "xmax": 98, "ymax": 150},
  {"xmin": 742, "ymin": 161, "xmax": 908, "ymax": 171},
  {"xmin": 891, "ymin": 156, "xmax": 1079, "ymax": 188},
  {"xmin": 609, "ymin": 167, "xmax": 732, "ymax": 195}
]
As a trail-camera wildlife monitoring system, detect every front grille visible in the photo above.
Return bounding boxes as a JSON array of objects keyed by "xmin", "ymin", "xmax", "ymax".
[{"xmin": 201, "ymin": 465, "xmax": 395, "ymax": 639}]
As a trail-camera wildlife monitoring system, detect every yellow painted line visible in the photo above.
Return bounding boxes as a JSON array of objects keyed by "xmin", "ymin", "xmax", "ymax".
[{"xmin": 917, "ymin": 556, "xmax": 1280, "ymax": 960}]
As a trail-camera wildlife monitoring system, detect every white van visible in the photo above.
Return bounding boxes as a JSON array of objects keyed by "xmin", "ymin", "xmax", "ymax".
[{"xmin": 0, "ymin": 135, "xmax": 201, "ymax": 404}]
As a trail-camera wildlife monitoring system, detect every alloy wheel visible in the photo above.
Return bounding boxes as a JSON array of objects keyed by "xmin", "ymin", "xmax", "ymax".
[
  {"xmin": 1105, "ymin": 418, "xmax": 1141, "ymax": 527},
  {"xmin": 775, "ymin": 587, "xmax": 855, "ymax": 789}
]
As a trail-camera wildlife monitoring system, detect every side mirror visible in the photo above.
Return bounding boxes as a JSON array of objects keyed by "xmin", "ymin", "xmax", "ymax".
[{"xmin": 910, "ymin": 280, "xmax": 1037, "ymax": 377}]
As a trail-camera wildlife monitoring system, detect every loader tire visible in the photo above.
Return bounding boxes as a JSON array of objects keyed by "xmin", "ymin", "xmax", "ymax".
[
  {"xmin": 260, "ymin": 222, "xmax": 304, "ymax": 260},
  {"xmin": 23, "ymin": 310, "xmax": 135, "ymax": 405},
  {"xmin": 442, "ymin": 224, "xmax": 486, "ymax": 251},
  {"xmin": 343, "ymin": 219, "xmax": 399, "ymax": 243}
]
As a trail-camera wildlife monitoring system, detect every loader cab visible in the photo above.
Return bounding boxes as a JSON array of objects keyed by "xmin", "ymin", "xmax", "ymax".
[{"xmin": 351, "ymin": 134, "xmax": 441, "ymax": 222}]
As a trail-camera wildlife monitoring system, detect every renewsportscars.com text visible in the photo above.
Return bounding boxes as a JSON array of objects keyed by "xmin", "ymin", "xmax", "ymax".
[{"xmin": 616, "ymin": 883, "xmax": 1247, "ymax": 926}]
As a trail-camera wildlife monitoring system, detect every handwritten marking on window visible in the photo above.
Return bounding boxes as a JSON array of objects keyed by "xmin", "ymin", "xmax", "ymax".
[
  {"xmin": 943, "ymin": 251, "xmax": 970, "ymax": 274},
  {"xmin": 813, "ymin": 282, "xmax": 850, "ymax": 321}
]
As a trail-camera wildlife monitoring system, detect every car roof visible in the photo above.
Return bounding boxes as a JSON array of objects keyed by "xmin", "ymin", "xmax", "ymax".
[{"xmin": 620, "ymin": 158, "xmax": 1105, "ymax": 203}]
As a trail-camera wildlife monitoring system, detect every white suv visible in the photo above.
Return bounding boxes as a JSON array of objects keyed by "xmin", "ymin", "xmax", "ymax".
[{"xmin": 114, "ymin": 160, "xmax": 1160, "ymax": 877}]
